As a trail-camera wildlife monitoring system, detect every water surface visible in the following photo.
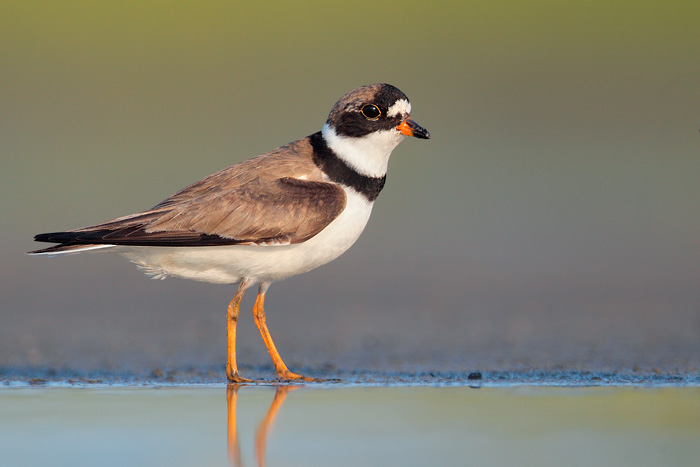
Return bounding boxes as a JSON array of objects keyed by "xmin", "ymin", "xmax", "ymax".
[{"xmin": 2, "ymin": 385, "xmax": 699, "ymax": 466}]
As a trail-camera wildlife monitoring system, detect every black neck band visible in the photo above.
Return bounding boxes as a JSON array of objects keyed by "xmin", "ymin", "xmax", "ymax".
[{"xmin": 309, "ymin": 132, "xmax": 386, "ymax": 202}]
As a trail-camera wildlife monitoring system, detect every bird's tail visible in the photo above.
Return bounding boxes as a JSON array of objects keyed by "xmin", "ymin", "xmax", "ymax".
[{"xmin": 27, "ymin": 242, "xmax": 115, "ymax": 256}]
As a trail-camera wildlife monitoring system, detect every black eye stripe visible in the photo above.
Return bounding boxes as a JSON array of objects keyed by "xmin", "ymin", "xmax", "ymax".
[{"xmin": 326, "ymin": 84, "xmax": 411, "ymax": 137}]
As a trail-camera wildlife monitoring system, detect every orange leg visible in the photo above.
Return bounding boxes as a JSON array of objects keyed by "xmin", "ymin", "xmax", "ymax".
[
  {"xmin": 252, "ymin": 283, "xmax": 315, "ymax": 382},
  {"xmin": 227, "ymin": 278, "xmax": 253, "ymax": 383}
]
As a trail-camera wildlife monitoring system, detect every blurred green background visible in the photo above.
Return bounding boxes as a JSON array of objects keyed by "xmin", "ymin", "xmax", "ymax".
[{"xmin": 1, "ymin": 1, "xmax": 698, "ymax": 373}]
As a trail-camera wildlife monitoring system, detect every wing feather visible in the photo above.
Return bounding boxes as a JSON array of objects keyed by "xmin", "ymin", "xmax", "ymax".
[{"xmin": 32, "ymin": 177, "xmax": 346, "ymax": 248}]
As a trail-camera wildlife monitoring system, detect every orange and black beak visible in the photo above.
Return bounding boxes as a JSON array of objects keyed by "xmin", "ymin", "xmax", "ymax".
[{"xmin": 397, "ymin": 119, "xmax": 430, "ymax": 139}]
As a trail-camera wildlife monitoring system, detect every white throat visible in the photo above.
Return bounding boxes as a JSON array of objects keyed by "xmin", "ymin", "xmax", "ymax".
[{"xmin": 321, "ymin": 123, "xmax": 405, "ymax": 178}]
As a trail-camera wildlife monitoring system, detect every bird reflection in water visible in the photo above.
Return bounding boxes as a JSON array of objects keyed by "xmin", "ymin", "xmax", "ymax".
[{"xmin": 227, "ymin": 384, "xmax": 300, "ymax": 467}]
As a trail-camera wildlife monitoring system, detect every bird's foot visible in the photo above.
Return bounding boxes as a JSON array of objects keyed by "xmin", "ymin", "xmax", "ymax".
[
  {"xmin": 275, "ymin": 371, "xmax": 317, "ymax": 383},
  {"xmin": 227, "ymin": 371, "xmax": 253, "ymax": 384}
]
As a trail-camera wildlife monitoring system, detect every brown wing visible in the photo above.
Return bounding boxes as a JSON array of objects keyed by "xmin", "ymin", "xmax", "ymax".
[
  {"xmin": 151, "ymin": 138, "xmax": 319, "ymax": 209},
  {"xmin": 33, "ymin": 177, "xmax": 347, "ymax": 247}
]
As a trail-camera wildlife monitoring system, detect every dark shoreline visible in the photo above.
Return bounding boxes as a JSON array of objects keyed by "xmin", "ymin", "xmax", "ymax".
[{"xmin": 3, "ymin": 365, "xmax": 699, "ymax": 388}]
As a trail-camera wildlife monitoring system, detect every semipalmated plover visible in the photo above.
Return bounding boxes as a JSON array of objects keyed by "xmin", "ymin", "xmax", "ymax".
[{"xmin": 30, "ymin": 83, "xmax": 430, "ymax": 382}]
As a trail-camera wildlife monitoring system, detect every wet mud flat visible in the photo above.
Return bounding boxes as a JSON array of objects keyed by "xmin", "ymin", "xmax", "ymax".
[
  {"xmin": 1, "ymin": 369, "xmax": 699, "ymax": 467},
  {"xmin": 2, "ymin": 365, "xmax": 700, "ymax": 387}
]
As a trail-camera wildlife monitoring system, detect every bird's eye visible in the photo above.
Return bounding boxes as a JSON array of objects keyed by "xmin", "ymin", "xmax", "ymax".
[{"xmin": 361, "ymin": 104, "xmax": 381, "ymax": 119}]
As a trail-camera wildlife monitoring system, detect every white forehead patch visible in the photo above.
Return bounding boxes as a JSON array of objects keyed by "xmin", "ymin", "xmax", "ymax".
[{"xmin": 387, "ymin": 99, "xmax": 411, "ymax": 117}]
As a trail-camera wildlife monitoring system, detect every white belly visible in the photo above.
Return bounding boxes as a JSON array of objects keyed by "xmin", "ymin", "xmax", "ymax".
[{"xmin": 118, "ymin": 188, "xmax": 374, "ymax": 284}]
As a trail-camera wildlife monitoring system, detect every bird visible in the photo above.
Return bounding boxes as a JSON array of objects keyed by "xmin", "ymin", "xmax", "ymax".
[{"xmin": 29, "ymin": 83, "xmax": 430, "ymax": 382}]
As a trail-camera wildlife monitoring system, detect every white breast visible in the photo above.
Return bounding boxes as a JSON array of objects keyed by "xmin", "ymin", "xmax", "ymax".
[{"xmin": 118, "ymin": 187, "xmax": 374, "ymax": 284}]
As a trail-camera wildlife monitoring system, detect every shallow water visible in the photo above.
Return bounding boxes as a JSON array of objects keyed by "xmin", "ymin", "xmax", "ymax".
[{"xmin": 2, "ymin": 385, "xmax": 699, "ymax": 467}]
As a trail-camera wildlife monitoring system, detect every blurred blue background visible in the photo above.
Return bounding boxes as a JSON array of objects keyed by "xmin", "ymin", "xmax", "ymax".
[{"xmin": 1, "ymin": 1, "xmax": 698, "ymax": 373}]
